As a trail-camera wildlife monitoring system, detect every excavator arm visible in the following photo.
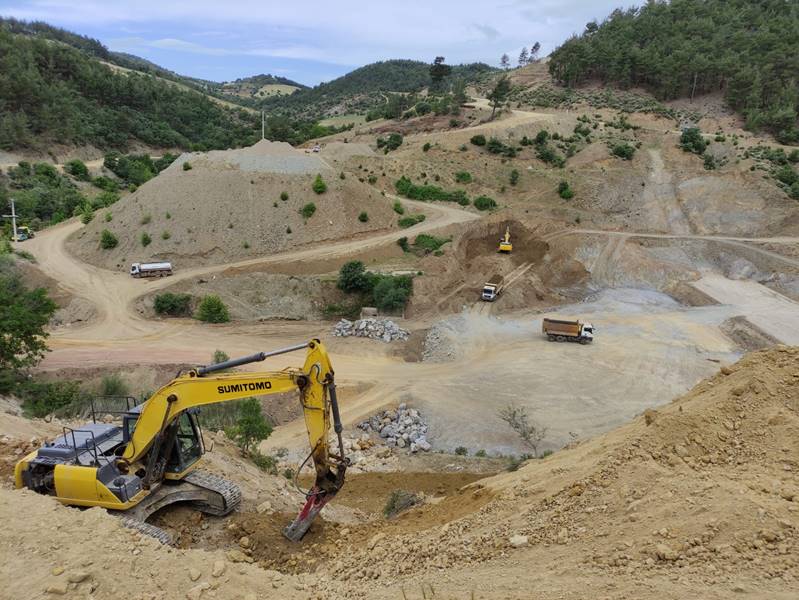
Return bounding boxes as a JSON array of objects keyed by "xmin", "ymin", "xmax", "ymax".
[{"xmin": 122, "ymin": 339, "xmax": 346, "ymax": 540}]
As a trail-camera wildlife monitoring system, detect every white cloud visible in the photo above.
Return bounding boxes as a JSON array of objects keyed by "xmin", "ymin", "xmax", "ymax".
[{"xmin": 3, "ymin": 0, "xmax": 626, "ymax": 68}]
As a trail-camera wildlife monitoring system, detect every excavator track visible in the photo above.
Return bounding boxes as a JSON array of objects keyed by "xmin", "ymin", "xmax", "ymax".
[
  {"xmin": 116, "ymin": 516, "xmax": 173, "ymax": 545},
  {"xmin": 183, "ymin": 469, "xmax": 242, "ymax": 516}
]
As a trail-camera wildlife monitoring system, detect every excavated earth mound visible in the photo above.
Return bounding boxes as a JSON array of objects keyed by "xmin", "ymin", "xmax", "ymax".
[{"xmin": 67, "ymin": 140, "xmax": 396, "ymax": 269}]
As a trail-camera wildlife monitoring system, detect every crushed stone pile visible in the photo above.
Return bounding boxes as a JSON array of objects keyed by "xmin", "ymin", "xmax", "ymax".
[
  {"xmin": 175, "ymin": 139, "xmax": 333, "ymax": 175},
  {"xmin": 357, "ymin": 403, "xmax": 431, "ymax": 452},
  {"xmin": 333, "ymin": 318, "xmax": 410, "ymax": 342}
]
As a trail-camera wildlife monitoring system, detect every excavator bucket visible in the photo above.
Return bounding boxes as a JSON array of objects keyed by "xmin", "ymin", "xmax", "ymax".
[{"xmin": 283, "ymin": 488, "xmax": 339, "ymax": 542}]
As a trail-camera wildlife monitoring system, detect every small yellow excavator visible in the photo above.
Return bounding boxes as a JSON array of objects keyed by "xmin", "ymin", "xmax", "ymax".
[
  {"xmin": 15, "ymin": 340, "xmax": 346, "ymax": 542},
  {"xmin": 498, "ymin": 226, "xmax": 513, "ymax": 253}
]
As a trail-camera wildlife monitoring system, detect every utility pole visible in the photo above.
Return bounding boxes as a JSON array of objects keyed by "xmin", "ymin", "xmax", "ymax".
[{"xmin": 2, "ymin": 199, "xmax": 18, "ymax": 242}]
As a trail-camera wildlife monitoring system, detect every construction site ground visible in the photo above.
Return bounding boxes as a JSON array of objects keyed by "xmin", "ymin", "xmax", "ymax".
[{"xmin": 3, "ymin": 87, "xmax": 799, "ymax": 599}]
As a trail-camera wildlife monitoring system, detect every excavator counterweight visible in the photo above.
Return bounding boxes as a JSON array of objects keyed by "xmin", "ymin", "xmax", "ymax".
[{"xmin": 15, "ymin": 339, "xmax": 346, "ymax": 542}]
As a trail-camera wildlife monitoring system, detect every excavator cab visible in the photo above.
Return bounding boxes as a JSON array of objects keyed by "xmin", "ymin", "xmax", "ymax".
[{"xmin": 498, "ymin": 226, "xmax": 513, "ymax": 253}]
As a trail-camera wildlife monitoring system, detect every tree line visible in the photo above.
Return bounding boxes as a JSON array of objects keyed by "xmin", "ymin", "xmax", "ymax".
[{"xmin": 547, "ymin": 0, "xmax": 799, "ymax": 144}]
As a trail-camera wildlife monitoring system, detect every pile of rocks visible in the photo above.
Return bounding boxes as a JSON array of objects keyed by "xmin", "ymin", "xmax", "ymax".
[
  {"xmin": 358, "ymin": 403, "xmax": 431, "ymax": 452},
  {"xmin": 333, "ymin": 318, "xmax": 410, "ymax": 342}
]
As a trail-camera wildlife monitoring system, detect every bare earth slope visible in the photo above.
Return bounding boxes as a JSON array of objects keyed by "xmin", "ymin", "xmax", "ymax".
[{"xmin": 67, "ymin": 140, "xmax": 397, "ymax": 269}]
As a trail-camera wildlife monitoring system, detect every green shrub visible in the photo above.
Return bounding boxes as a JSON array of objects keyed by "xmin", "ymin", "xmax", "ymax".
[
  {"xmin": 398, "ymin": 214, "xmax": 426, "ymax": 228},
  {"xmin": 510, "ymin": 169, "xmax": 519, "ymax": 185},
  {"xmin": 367, "ymin": 175, "xmax": 377, "ymax": 184},
  {"xmin": 358, "ymin": 211, "xmax": 369, "ymax": 222},
  {"xmin": 372, "ymin": 275, "xmax": 412, "ymax": 311},
  {"xmin": 300, "ymin": 203, "xmax": 317, "ymax": 218},
  {"xmin": 93, "ymin": 191, "xmax": 120, "ymax": 208},
  {"xmin": 182, "ymin": 162, "xmax": 192, "ymax": 171},
  {"xmin": 395, "ymin": 176, "xmax": 469, "ymax": 205},
  {"xmin": 703, "ymin": 153, "xmax": 718, "ymax": 170},
  {"xmin": 337, "ymin": 261, "xmax": 370, "ymax": 293},
  {"xmin": 775, "ymin": 165, "xmax": 798, "ymax": 186},
  {"xmin": 385, "ymin": 133, "xmax": 403, "ymax": 150},
  {"xmin": 250, "ymin": 450, "xmax": 278, "ymax": 474},
  {"xmin": 161, "ymin": 230, "xmax": 171, "ymax": 240},
  {"xmin": 100, "ymin": 374, "xmax": 129, "ymax": 397},
  {"xmin": 280, "ymin": 191, "xmax": 289, "ymax": 201},
  {"xmin": 535, "ymin": 130, "xmax": 549, "ymax": 145},
  {"xmin": 413, "ymin": 234, "xmax": 450, "ymax": 254},
  {"xmin": 92, "ymin": 176, "xmax": 119, "ymax": 192},
  {"xmin": 154, "ymin": 293, "xmax": 192, "ymax": 317},
  {"xmin": 140, "ymin": 232, "xmax": 151, "ymax": 247},
  {"xmin": 455, "ymin": 446, "xmax": 468, "ymax": 456},
  {"xmin": 454, "ymin": 171, "xmax": 472, "ymax": 183},
  {"xmin": 242, "ymin": 241, "xmax": 250, "ymax": 249},
  {"xmin": 312, "ymin": 174, "xmax": 327, "ymax": 194},
  {"xmin": 680, "ymin": 127, "xmax": 708, "ymax": 154},
  {"xmin": 474, "ymin": 196, "xmax": 497, "ymax": 211},
  {"xmin": 104, "ymin": 212, "xmax": 112, "ymax": 222},
  {"xmin": 558, "ymin": 180, "xmax": 575, "ymax": 199},
  {"xmin": 392, "ymin": 201, "xmax": 405, "ymax": 215},
  {"xmin": 486, "ymin": 137, "xmax": 516, "ymax": 157},
  {"xmin": 339, "ymin": 172, "xmax": 346, "ymax": 179},
  {"xmin": 397, "ymin": 236, "xmax": 409, "ymax": 252},
  {"xmin": 140, "ymin": 213, "xmax": 151, "ymax": 225},
  {"xmin": 227, "ymin": 398, "xmax": 272, "ymax": 455},
  {"xmin": 536, "ymin": 144, "xmax": 565, "ymax": 167},
  {"xmin": 383, "ymin": 490, "xmax": 420, "ymax": 518},
  {"xmin": 611, "ymin": 143, "xmax": 636, "ymax": 160},
  {"xmin": 196, "ymin": 295, "xmax": 230, "ymax": 323},
  {"xmin": 20, "ymin": 380, "xmax": 89, "ymax": 418},
  {"xmin": 475, "ymin": 449, "xmax": 487, "ymax": 457},
  {"xmin": 100, "ymin": 229, "xmax": 118, "ymax": 249},
  {"xmin": 80, "ymin": 206, "xmax": 94, "ymax": 224},
  {"xmin": 789, "ymin": 181, "xmax": 799, "ymax": 200},
  {"xmin": 470, "ymin": 134, "xmax": 486, "ymax": 146},
  {"xmin": 423, "ymin": 142, "xmax": 431, "ymax": 152},
  {"xmin": 65, "ymin": 159, "xmax": 90, "ymax": 181}
]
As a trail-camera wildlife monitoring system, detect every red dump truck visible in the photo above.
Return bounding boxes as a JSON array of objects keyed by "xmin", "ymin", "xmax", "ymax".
[{"xmin": 542, "ymin": 318, "xmax": 594, "ymax": 344}]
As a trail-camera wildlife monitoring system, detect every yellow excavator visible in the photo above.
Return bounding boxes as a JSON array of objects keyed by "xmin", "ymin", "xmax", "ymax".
[
  {"xmin": 15, "ymin": 340, "xmax": 346, "ymax": 542},
  {"xmin": 498, "ymin": 226, "xmax": 512, "ymax": 253}
]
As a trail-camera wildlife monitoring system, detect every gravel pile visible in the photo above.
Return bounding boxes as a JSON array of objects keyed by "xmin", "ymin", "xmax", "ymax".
[
  {"xmin": 421, "ymin": 316, "xmax": 467, "ymax": 362},
  {"xmin": 174, "ymin": 139, "xmax": 333, "ymax": 175},
  {"xmin": 357, "ymin": 403, "xmax": 431, "ymax": 451},
  {"xmin": 333, "ymin": 318, "xmax": 410, "ymax": 342}
]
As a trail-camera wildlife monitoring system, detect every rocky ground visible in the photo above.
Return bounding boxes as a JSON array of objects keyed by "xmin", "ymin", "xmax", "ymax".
[{"xmin": 332, "ymin": 318, "xmax": 409, "ymax": 342}]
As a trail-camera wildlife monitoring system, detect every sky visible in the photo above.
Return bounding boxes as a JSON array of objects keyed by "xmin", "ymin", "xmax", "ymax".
[{"xmin": 0, "ymin": 0, "xmax": 630, "ymax": 86}]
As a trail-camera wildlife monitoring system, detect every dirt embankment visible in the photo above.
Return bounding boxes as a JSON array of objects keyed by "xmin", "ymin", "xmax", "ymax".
[{"xmin": 66, "ymin": 140, "xmax": 397, "ymax": 270}]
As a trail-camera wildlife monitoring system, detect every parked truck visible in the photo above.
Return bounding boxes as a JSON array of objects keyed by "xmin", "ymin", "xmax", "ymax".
[
  {"xmin": 130, "ymin": 261, "xmax": 173, "ymax": 278},
  {"xmin": 542, "ymin": 318, "xmax": 594, "ymax": 344},
  {"xmin": 481, "ymin": 275, "xmax": 504, "ymax": 302}
]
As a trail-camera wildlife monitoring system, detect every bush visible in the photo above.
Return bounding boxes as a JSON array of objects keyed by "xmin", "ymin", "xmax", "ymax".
[
  {"xmin": 196, "ymin": 295, "xmax": 230, "ymax": 323},
  {"xmin": 486, "ymin": 137, "xmax": 516, "ymax": 157},
  {"xmin": 470, "ymin": 134, "xmax": 486, "ymax": 146},
  {"xmin": 680, "ymin": 127, "xmax": 708, "ymax": 155},
  {"xmin": 100, "ymin": 374, "xmax": 129, "ymax": 397},
  {"xmin": 558, "ymin": 180, "xmax": 575, "ymax": 199},
  {"xmin": 140, "ymin": 213, "xmax": 151, "ymax": 225},
  {"xmin": 367, "ymin": 174, "xmax": 377, "ymax": 184},
  {"xmin": 413, "ymin": 234, "xmax": 450, "ymax": 253},
  {"xmin": 182, "ymin": 162, "xmax": 192, "ymax": 171},
  {"xmin": 383, "ymin": 490, "xmax": 420, "ymax": 518},
  {"xmin": 93, "ymin": 191, "xmax": 120, "ymax": 208},
  {"xmin": 100, "ymin": 229, "xmax": 118, "ymax": 249},
  {"xmin": 104, "ymin": 212, "xmax": 112, "ymax": 222},
  {"xmin": 20, "ymin": 380, "xmax": 89, "ymax": 418},
  {"xmin": 423, "ymin": 142, "xmax": 431, "ymax": 152},
  {"xmin": 789, "ymin": 181, "xmax": 799, "ymax": 200},
  {"xmin": 65, "ymin": 159, "xmax": 90, "ymax": 181},
  {"xmin": 227, "ymin": 397, "xmax": 272, "ymax": 455},
  {"xmin": 358, "ymin": 211, "xmax": 369, "ymax": 222},
  {"xmin": 398, "ymin": 214, "xmax": 426, "ymax": 228},
  {"xmin": 280, "ymin": 191, "xmax": 289, "ymax": 201},
  {"xmin": 250, "ymin": 450, "xmax": 278, "ymax": 474},
  {"xmin": 312, "ymin": 174, "xmax": 327, "ymax": 194},
  {"xmin": 154, "ymin": 292, "xmax": 192, "ymax": 317},
  {"xmin": 475, "ymin": 449, "xmax": 487, "ymax": 457},
  {"xmin": 397, "ymin": 236, "xmax": 409, "ymax": 252},
  {"xmin": 454, "ymin": 171, "xmax": 472, "ymax": 183},
  {"xmin": 775, "ymin": 165, "xmax": 798, "ymax": 186},
  {"xmin": 161, "ymin": 230, "xmax": 171, "ymax": 240},
  {"xmin": 300, "ymin": 202, "xmax": 317, "ymax": 218},
  {"xmin": 140, "ymin": 232, "xmax": 152, "ymax": 247},
  {"xmin": 392, "ymin": 201, "xmax": 405, "ymax": 215},
  {"xmin": 337, "ymin": 260, "xmax": 370, "ymax": 293},
  {"xmin": 474, "ymin": 196, "xmax": 497, "ymax": 211},
  {"xmin": 80, "ymin": 206, "xmax": 94, "ymax": 224},
  {"xmin": 510, "ymin": 169, "xmax": 519, "ymax": 185},
  {"xmin": 395, "ymin": 176, "xmax": 469, "ymax": 205},
  {"xmin": 536, "ymin": 144, "xmax": 565, "ymax": 167},
  {"xmin": 535, "ymin": 130, "xmax": 549, "ymax": 145},
  {"xmin": 372, "ymin": 275, "xmax": 412, "ymax": 311},
  {"xmin": 385, "ymin": 133, "xmax": 403, "ymax": 151},
  {"xmin": 611, "ymin": 143, "xmax": 636, "ymax": 160},
  {"xmin": 92, "ymin": 176, "xmax": 119, "ymax": 192},
  {"xmin": 454, "ymin": 446, "xmax": 468, "ymax": 456}
]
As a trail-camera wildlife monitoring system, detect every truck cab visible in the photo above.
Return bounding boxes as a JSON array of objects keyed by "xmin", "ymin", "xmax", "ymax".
[
  {"xmin": 130, "ymin": 263, "xmax": 142, "ymax": 277},
  {"xmin": 580, "ymin": 322, "xmax": 595, "ymax": 341},
  {"xmin": 482, "ymin": 284, "xmax": 498, "ymax": 301}
]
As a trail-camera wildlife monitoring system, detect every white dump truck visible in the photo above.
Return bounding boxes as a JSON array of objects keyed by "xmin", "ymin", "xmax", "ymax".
[
  {"xmin": 542, "ymin": 318, "xmax": 594, "ymax": 344},
  {"xmin": 481, "ymin": 275, "xmax": 504, "ymax": 302},
  {"xmin": 130, "ymin": 261, "xmax": 173, "ymax": 278}
]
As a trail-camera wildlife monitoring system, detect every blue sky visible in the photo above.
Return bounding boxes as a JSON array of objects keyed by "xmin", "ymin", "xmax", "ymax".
[{"xmin": 0, "ymin": 0, "xmax": 628, "ymax": 86}]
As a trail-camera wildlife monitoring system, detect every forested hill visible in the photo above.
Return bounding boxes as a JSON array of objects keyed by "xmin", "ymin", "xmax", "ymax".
[
  {"xmin": 548, "ymin": 0, "xmax": 799, "ymax": 144},
  {"xmin": 0, "ymin": 26, "xmax": 260, "ymax": 151},
  {"xmin": 263, "ymin": 59, "xmax": 495, "ymax": 119}
]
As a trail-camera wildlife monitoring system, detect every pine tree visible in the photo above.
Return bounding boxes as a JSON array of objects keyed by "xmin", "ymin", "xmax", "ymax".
[
  {"xmin": 530, "ymin": 42, "xmax": 541, "ymax": 62},
  {"xmin": 500, "ymin": 54, "xmax": 510, "ymax": 70},
  {"xmin": 518, "ymin": 47, "xmax": 529, "ymax": 67}
]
